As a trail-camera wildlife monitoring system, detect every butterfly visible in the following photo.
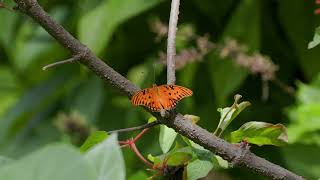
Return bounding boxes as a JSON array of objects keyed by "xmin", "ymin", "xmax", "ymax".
[{"xmin": 131, "ymin": 84, "xmax": 193, "ymax": 112}]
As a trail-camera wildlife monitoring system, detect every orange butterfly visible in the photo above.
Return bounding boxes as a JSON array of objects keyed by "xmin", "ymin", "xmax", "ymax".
[{"xmin": 131, "ymin": 84, "xmax": 193, "ymax": 112}]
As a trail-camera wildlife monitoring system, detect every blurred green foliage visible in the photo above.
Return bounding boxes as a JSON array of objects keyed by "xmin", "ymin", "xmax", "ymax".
[{"xmin": 0, "ymin": 0, "xmax": 320, "ymax": 179}]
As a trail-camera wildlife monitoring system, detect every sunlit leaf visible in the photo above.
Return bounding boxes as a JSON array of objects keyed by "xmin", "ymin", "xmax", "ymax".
[
  {"xmin": 213, "ymin": 155, "xmax": 228, "ymax": 169},
  {"xmin": 187, "ymin": 159, "xmax": 213, "ymax": 180},
  {"xmin": 0, "ymin": 156, "xmax": 12, "ymax": 169},
  {"xmin": 287, "ymin": 104, "xmax": 320, "ymax": 145},
  {"xmin": 287, "ymin": 75, "xmax": 320, "ymax": 145},
  {"xmin": 148, "ymin": 116, "xmax": 157, "ymax": 123},
  {"xmin": 147, "ymin": 154, "xmax": 162, "ymax": 166},
  {"xmin": 80, "ymin": 131, "xmax": 108, "ymax": 152},
  {"xmin": 166, "ymin": 151, "xmax": 192, "ymax": 166},
  {"xmin": 85, "ymin": 134, "xmax": 125, "ymax": 180},
  {"xmin": 229, "ymin": 121, "xmax": 288, "ymax": 146},
  {"xmin": 296, "ymin": 81, "xmax": 320, "ymax": 104},
  {"xmin": 214, "ymin": 95, "xmax": 250, "ymax": 136},
  {"xmin": 308, "ymin": 27, "xmax": 320, "ymax": 49},
  {"xmin": 183, "ymin": 114, "xmax": 200, "ymax": 124},
  {"xmin": 0, "ymin": 144, "xmax": 96, "ymax": 180},
  {"xmin": 159, "ymin": 125, "xmax": 177, "ymax": 153}
]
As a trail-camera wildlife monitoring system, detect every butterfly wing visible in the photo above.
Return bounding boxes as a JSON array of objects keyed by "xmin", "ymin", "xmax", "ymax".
[
  {"xmin": 131, "ymin": 87, "xmax": 162, "ymax": 111},
  {"xmin": 157, "ymin": 85, "xmax": 193, "ymax": 110}
]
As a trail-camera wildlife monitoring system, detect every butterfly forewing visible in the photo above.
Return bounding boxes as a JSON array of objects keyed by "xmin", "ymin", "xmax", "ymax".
[{"xmin": 131, "ymin": 88, "xmax": 162, "ymax": 111}]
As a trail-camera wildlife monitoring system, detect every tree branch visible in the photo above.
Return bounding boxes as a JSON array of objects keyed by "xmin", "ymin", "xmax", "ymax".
[
  {"xmin": 166, "ymin": 0, "xmax": 180, "ymax": 85},
  {"xmin": 13, "ymin": 0, "xmax": 304, "ymax": 179}
]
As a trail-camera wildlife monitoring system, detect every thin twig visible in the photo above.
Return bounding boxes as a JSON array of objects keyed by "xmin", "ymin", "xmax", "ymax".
[
  {"xmin": 130, "ymin": 142, "xmax": 154, "ymax": 168},
  {"xmin": 0, "ymin": 2, "xmax": 15, "ymax": 12},
  {"xmin": 166, "ymin": 0, "xmax": 180, "ymax": 85},
  {"xmin": 272, "ymin": 78, "xmax": 295, "ymax": 96},
  {"xmin": 108, "ymin": 120, "xmax": 161, "ymax": 134},
  {"xmin": 262, "ymin": 79, "xmax": 269, "ymax": 101},
  {"xmin": 42, "ymin": 54, "xmax": 82, "ymax": 70}
]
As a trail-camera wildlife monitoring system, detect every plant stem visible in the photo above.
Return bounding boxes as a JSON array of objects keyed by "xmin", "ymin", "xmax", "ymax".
[{"xmin": 167, "ymin": 0, "xmax": 180, "ymax": 85}]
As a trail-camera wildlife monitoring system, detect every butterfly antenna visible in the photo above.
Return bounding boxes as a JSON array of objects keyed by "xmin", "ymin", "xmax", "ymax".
[{"xmin": 152, "ymin": 62, "xmax": 156, "ymax": 85}]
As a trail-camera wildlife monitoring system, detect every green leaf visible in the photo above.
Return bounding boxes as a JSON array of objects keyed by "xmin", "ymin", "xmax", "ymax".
[
  {"xmin": 127, "ymin": 63, "xmax": 149, "ymax": 88},
  {"xmin": 214, "ymin": 95, "xmax": 251, "ymax": 136},
  {"xmin": 182, "ymin": 137, "xmax": 214, "ymax": 163},
  {"xmin": 12, "ymin": 7, "xmax": 67, "ymax": 71},
  {"xmin": 187, "ymin": 159, "xmax": 213, "ymax": 180},
  {"xmin": 0, "ymin": 1, "xmax": 18, "ymax": 49},
  {"xmin": 287, "ymin": 76, "xmax": 320, "ymax": 145},
  {"xmin": 85, "ymin": 134, "xmax": 125, "ymax": 180},
  {"xmin": 0, "ymin": 67, "xmax": 20, "ymax": 117},
  {"xmin": 0, "ymin": 144, "xmax": 96, "ymax": 180},
  {"xmin": 278, "ymin": 1, "xmax": 320, "ymax": 79},
  {"xmin": 213, "ymin": 155, "xmax": 228, "ymax": 169},
  {"xmin": 147, "ymin": 154, "xmax": 162, "ymax": 166},
  {"xmin": 80, "ymin": 131, "xmax": 109, "ymax": 152},
  {"xmin": 148, "ymin": 145, "xmax": 193, "ymax": 167},
  {"xmin": 0, "ymin": 71, "xmax": 73, "ymax": 146},
  {"xmin": 0, "ymin": 156, "xmax": 13, "ymax": 169},
  {"xmin": 128, "ymin": 171, "xmax": 148, "ymax": 180},
  {"xmin": 166, "ymin": 151, "xmax": 192, "ymax": 166},
  {"xmin": 229, "ymin": 121, "xmax": 288, "ymax": 146},
  {"xmin": 308, "ymin": 27, "xmax": 320, "ymax": 49},
  {"xmin": 78, "ymin": 0, "xmax": 162, "ymax": 55},
  {"xmin": 72, "ymin": 76, "xmax": 104, "ymax": 122},
  {"xmin": 159, "ymin": 125, "xmax": 178, "ymax": 153},
  {"xmin": 208, "ymin": 53, "xmax": 248, "ymax": 106},
  {"xmin": 296, "ymin": 81, "xmax": 320, "ymax": 104},
  {"xmin": 282, "ymin": 144, "xmax": 320, "ymax": 179},
  {"xmin": 148, "ymin": 116, "xmax": 157, "ymax": 123},
  {"xmin": 287, "ymin": 104, "xmax": 320, "ymax": 145}
]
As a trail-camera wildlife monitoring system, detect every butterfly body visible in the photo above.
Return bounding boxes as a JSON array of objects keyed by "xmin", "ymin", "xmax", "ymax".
[{"xmin": 131, "ymin": 84, "xmax": 193, "ymax": 112}]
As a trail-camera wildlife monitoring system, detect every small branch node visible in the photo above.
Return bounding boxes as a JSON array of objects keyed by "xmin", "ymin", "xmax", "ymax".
[
  {"xmin": 230, "ymin": 140, "xmax": 251, "ymax": 167},
  {"xmin": 42, "ymin": 54, "xmax": 83, "ymax": 71}
]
